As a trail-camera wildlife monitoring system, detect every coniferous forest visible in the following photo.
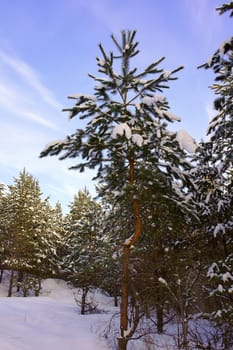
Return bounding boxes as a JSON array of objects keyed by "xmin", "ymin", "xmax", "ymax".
[{"xmin": 0, "ymin": 2, "xmax": 233, "ymax": 350}]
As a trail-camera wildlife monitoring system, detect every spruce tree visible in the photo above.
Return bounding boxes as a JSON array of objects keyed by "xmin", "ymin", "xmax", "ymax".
[{"xmin": 40, "ymin": 30, "xmax": 196, "ymax": 349}]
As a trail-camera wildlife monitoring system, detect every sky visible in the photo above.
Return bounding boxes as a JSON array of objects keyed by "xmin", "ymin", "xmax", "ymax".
[{"xmin": 0, "ymin": 0, "xmax": 232, "ymax": 212}]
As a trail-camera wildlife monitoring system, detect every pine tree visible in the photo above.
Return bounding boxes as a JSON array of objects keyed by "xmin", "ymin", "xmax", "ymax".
[
  {"xmin": 1, "ymin": 170, "xmax": 61, "ymax": 296},
  {"xmin": 216, "ymin": 1, "xmax": 233, "ymax": 16},
  {"xmin": 40, "ymin": 30, "xmax": 196, "ymax": 349},
  {"xmin": 63, "ymin": 189, "xmax": 107, "ymax": 314}
]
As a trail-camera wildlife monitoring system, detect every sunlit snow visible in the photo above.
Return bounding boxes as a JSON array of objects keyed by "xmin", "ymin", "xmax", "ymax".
[
  {"xmin": 111, "ymin": 123, "xmax": 132, "ymax": 139},
  {"xmin": 0, "ymin": 275, "xmax": 221, "ymax": 350},
  {"xmin": 176, "ymin": 130, "xmax": 197, "ymax": 153},
  {"xmin": 0, "ymin": 278, "xmax": 109, "ymax": 350}
]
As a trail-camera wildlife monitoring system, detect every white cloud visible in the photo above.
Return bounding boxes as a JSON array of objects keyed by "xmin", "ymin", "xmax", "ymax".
[
  {"xmin": 23, "ymin": 111, "xmax": 59, "ymax": 130},
  {"xmin": 0, "ymin": 49, "xmax": 96, "ymax": 211},
  {"xmin": 181, "ymin": 0, "xmax": 228, "ymax": 45},
  {"xmin": 0, "ymin": 82, "xmax": 58, "ymax": 130},
  {"xmin": 0, "ymin": 50, "xmax": 62, "ymax": 110},
  {"xmin": 0, "ymin": 119, "xmax": 96, "ymax": 211}
]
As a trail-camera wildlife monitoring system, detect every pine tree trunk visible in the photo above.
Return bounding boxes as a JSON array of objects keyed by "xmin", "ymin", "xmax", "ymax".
[
  {"xmin": 118, "ymin": 157, "xmax": 142, "ymax": 350},
  {"xmin": 17, "ymin": 270, "xmax": 24, "ymax": 292},
  {"xmin": 114, "ymin": 292, "xmax": 118, "ymax": 307},
  {"xmin": 0, "ymin": 269, "xmax": 4, "ymax": 283},
  {"xmin": 8, "ymin": 270, "xmax": 14, "ymax": 297},
  {"xmin": 157, "ymin": 304, "xmax": 164, "ymax": 333},
  {"xmin": 120, "ymin": 245, "xmax": 130, "ymax": 334},
  {"xmin": 182, "ymin": 318, "xmax": 189, "ymax": 350},
  {"xmin": 81, "ymin": 287, "xmax": 89, "ymax": 315},
  {"xmin": 118, "ymin": 337, "xmax": 128, "ymax": 350}
]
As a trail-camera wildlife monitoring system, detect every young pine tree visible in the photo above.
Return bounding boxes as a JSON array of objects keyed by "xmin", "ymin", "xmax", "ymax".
[
  {"xmin": 63, "ymin": 189, "xmax": 107, "ymax": 314},
  {"xmin": 1, "ymin": 170, "xmax": 60, "ymax": 296},
  {"xmin": 40, "ymin": 30, "xmax": 196, "ymax": 350}
]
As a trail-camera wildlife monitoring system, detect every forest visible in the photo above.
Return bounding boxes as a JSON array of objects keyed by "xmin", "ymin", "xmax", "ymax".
[{"xmin": 0, "ymin": 2, "xmax": 233, "ymax": 350}]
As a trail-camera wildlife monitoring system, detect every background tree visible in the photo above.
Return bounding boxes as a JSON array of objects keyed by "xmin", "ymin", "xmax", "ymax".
[
  {"xmin": 195, "ymin": 2, "xmax": 233, "ymax": 347},
  {"xmin": 63, "ymin": 189, "xmax": 107, "ymax": 314},
  {"xmin": 0, "ymin": 169, "xmax": 61, "ymax": 296},
  {"xmin": 0, "ymin": 182, "xmax": 6, "ymax": 282}
]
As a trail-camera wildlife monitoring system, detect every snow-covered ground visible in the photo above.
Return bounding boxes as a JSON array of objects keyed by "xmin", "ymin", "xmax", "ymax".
[
  {"xmin": 0, "ymin": 277, "xmax": 114, "ymax": 350},
  {"xmin": 0, "ymin": 275, "xmax": 178, "ymax": 350},
  {"xmin": 0, "ymin": 274, "xmax": 223, "ymax": 350}
]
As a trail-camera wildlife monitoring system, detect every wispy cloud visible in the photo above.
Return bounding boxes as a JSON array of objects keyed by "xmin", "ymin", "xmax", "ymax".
[
  {"xmin": 0, "ymin": 118, "xmax": 96, "ymax": 209},
  {"xmin": 181, "ymin": 0, "xmax": 227, "ymax": 46},
  {"xmin": 0, "ymin": 49, "xmax": 64, "ymax": 130},
  {"xmin": 0, "ymin": 82, "xmax": 58, "ymax": 130},
  {"xmin": 0, "ymin": 50, "xmax": 62, "ymax": 110}
]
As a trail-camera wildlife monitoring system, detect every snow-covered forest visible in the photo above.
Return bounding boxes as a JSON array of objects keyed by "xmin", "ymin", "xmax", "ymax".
[{"xmin": 1, "ymin": 2, "xmax": 233, "ymax": 350}]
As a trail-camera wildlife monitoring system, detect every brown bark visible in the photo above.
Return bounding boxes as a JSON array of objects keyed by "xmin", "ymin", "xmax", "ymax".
[
  {"xmin": 120, "ymin": 245, "xmax": 130, "ymax": 332},
  {"xmin": 8, "ymin": 270, "xmax": 14, "ymax": 297},
  {"xmin": 156, "ymin": 304, "xmax": 164, "ymax": 333},
  {"xmin": 119, "ymin": 157, "xmax": 142, "ymax": 350},
  {"xmin": 0, "ymin": 269, "xmax": 3, "ymax": 283},
  {"xmin": 118, "ymin": 337, "xmax": 128, "ymax": 350},
  {"xmin": 81, "ymin": 287, "xmax": 89, "ymax": 315}
]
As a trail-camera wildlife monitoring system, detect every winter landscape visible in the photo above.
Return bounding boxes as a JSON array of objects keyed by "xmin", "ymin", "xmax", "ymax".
[
  {"xmin": 0, "ymin": 1, "xmax": 233, "ymax": 350},
  {"xmin": 0, "ymin": 274, "xmax": 222, "ymax": 350}
]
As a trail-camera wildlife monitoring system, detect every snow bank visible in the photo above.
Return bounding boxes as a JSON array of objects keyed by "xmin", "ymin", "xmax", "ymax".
[{"xmin": 41, "ymin": 278, "xmax": 75, "ymax": 302}]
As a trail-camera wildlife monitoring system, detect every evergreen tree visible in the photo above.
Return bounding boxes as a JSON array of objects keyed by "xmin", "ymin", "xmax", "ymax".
[
  {"xmin": 40, "ymin": 30, "xmax": 196, "ymax": 349},
  {"xmin": 63, "ymin": 189, "xmax": 107, "ymax": 314},
  {"xmin": 1, "ymin": 170, "xmax": 61, "ymax": 296},
  {"xmin": 195, "ymin": 2, "xmax": 233, "ymax": 347},
  {"xmin": 0, "ymin": 182, "xmax": 6, "ymax": 281}
]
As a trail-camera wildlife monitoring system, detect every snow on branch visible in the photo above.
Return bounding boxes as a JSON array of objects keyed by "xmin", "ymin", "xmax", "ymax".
[
  {"xmin": 141, "ymin": 94, "xmax": 166, "ymax": 105},
  {"xmin": 176, "ymin": 130, "xmax": 197, "ymax": 153},
  {"xmin": 68, "ymin": 94, "xmax": 97, "ymax": 101},
  {"xmin": 111, "ymin": 123, "xmax": 132, "ymax": 140}
]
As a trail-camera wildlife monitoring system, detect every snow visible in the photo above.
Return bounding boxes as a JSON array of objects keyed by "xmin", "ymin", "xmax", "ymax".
[
  {"xmin": 165, "ymin": 111, "xmax": 181, "ymax": 122},
  {"xmin": 163, "ymin": 70, "xmax": 172, "ymax": 79},
  {"xmin": 0, "ymin": 275, "xmax": 223, "ymax": 350},
  {"xmin": 176, "ymin": 130, "xmax": 197, "ymax": 153},
  {"xmin": 213, "ymin": 223, "xmax": 225, "ymax": 237},
  {"xmin": 131, "ymin": 134, "xmax": 143, "ymax": 147},
  {"xmin": 68, "ymin": 94, "xmax": 97, "ymax": 101},
  {"xmin": 141, "ymin": 94, "xmax": 166, "ymax": 105},
  {"xmin": 43, "ymin": 140, "xmax": 64, "ymax": 150},
  {"xmin": 158, "ymin": 277, "xmax": 168, "ymax": 286},
  {"xmin": 111, "ymin": 123, "xmax": 132, "ymax": 139},
  {"xmin": 0, "ymin": 277, "xmax": 110, "ymax": 350},
  {"xmin": 222, "ymin": 272, "xmax": 233, "ymax": 282}
]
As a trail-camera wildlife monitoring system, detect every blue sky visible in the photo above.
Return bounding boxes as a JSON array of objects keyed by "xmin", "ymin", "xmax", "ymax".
[{"xmin": 0, "ymin": 0, "xmax": 232, "ymax": 212}]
